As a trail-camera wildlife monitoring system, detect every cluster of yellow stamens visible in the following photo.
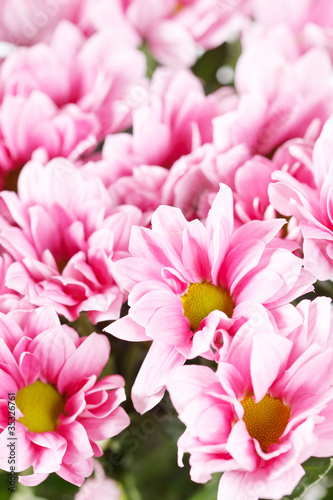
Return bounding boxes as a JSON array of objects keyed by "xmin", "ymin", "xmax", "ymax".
[
  {"xmin": 181, "ymin": 281, "xmax": 234, "ymax": 331},
  {"xmin": 240, "ymin": 394, "xmax": 290, "ymax": 452},
  {"xmin": 16, "ymin": 380, "xmax": 65, "ymax": 433}
]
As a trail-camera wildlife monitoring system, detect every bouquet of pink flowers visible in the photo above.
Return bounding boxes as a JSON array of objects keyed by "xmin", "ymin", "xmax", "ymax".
[{"xmin": 1, "ymin": 1, "xmax": 333, "ymax": 499}]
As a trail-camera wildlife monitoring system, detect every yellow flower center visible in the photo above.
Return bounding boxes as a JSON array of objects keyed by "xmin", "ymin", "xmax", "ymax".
[
  {"xmin": 16, "ymin": 380, "xmax": 65, "ymax": 433},
  {"xmin": 181, "ymin": 282, "xmax": 234, "ymax": 331},
  {"xmin": 241, "ymin": 394, "xmax": 290, "ymax": 452},
  {"xmin": 172, "ymin": 2, "xmax": 184, "ymax": 14}
]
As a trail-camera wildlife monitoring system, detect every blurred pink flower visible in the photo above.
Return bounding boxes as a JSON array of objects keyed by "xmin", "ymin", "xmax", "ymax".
[
  {"xmin": 100, "ymin": 68, "xmax": 222, "ymax": 171},
  {"xmin": 0, "ymin": 0, "xmax": 84, "ymax": 46},
  {"xmin": 214, "ymin": 40, "xmax": 333, "ymax": 156},
  {"xmin": 167, "ymin": 296, "xmax": 333, "ymax": 500},
  {"xmin": 247, "ymin": 0, "xmax": 333, "ymax": 60},
  {"xmin": 75, "ymin": 460, "xmax": 124, "ymax": 500},
  {"xmin": 0, "ymin": 91, "xmax": 99, "ymax": 177},
  {"xmin": 0, "ymin": 307, "xmax": 129, "ymax": 486},
  {"xmin": 124, "ymin": 0, "xmax": 252, "ymax": 67},
  {"xmin": 0, "ymin": 158, "xmax": 142, "ymax": 322},
  {"xmin": 269, "ymin": 116, "xmax": 333, "ymax": 280},
  {"xmin": 0, "ymin": 20, "xmax": 146, "ymax": 175},
  {"xmin": 105, "ymin": 184, "xmax": 313, "ymax": 413}
]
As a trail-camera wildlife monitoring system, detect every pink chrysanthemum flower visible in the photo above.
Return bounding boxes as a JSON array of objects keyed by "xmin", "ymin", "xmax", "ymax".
[
  {"xmin": 75, "ymin": 460, "xmax": 125, "ymax": 500},
  {"xmin": 166, "ymin": 296, "xmax": 333, "ymax": 500},
  {"xmin": 269, "ymin": 116, "xmax": 333, "ymax": 280},
  {"xmin": 0, "ymin": 158, "xmax": 142, "ymax": 322},
  {"xmin": 98, "ymin": 68, "xmax": 222, "ymax": 173},
  {"xmin": 123, "ymin": 0, "xmax": 252, "ymax": 68},
  {"xmin": 0, "ymin": 307, "xmax": 130, "ymax": 486},
  {"xmin": 0, "ymin": 0, "xmax": 83, "ymax": 46},
  {"xmin": 247, "ymin": 0, "xmax": 333, "ymax": 61},
  {"xmin": 106, "ymin": 184, "xmax": 313, "ymax": 413},
  {"xmin": 0, "ymin": 21, "xmax": 146, "ymax": 177},
  {"xmin": 213, "ymin": 40, "xmax": 333, "ymax": 157}
]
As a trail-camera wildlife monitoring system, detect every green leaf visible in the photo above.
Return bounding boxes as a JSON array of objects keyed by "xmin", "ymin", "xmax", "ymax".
[
  {"xmin": 282, "ymin": 457, "xmax": 333, "ymax": 500},
  {"xmin": 187, "ymin": 474, "xmax": 221, "ymax": 500}
]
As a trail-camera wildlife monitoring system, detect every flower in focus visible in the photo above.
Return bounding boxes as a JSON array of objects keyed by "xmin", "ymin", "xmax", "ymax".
[
  {"xmin": 167, "ymin": 296, "xmax": 333, "ymax": 500},
  {"xmin": 106, "ymin": 184, "xmax": 313, "ymax": 413},
  {"xmin": 0, "ymin": 307, "xmax": 130, "ymax": 486}
]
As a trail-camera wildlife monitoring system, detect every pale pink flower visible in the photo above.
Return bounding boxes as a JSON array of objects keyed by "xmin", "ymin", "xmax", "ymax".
[
  {"xmin": 124, "ymin": 0, "xmax": 252, "ymax": 67},
  {"xmin": 269, "ymin": 116, "xmax": 333, "ymax": 280},
  {"xmin": 0, "ymin": 0, "xmax": 84, "ymax": 46},
  {"xmin": 162, "ymin": 142, "xmax": 251, "ymax": 222},
  {"xmin": 0, "ymin": 158, "xmax": 142, "ymax": 322},
  {"xmin": 0, "ymin": 307, "xmax": 130, "ymax": 486},
  {"xmin": 105, "ymin": 184, "xmax": 313, "ymax": 413},
  {"xmin": 167, "ymin": 296, "xmax": 333, "ymax": 500},
  {"xmin": 79, "ymin": 68, "xmax": 224, "ymax": 219},
  {"xmin": 80, "ymin": 136, "xmax": 169, "ymax": 222},
  {"xmin": 99, "ymin": 68, "xmax": 222, "ymax": 172},
  {"xmin": 247, "ymin": 0, "xmax": 333, "ymax": 61},
  {"xmin": 78, "ymin": 0, "xmax": 141, "ymax": 46},
  {"xmin": 75, "ymin": 460, "xmax": 124, "ymax": 500},
  {"xmin": 0, "ymin": 21, "xmax": 146, "ymax": 174},
  {"xmin": 0, "ymin": 91, "xmax": 99, "ymax": 177},
  {"xmin": 214, "ymin": 40, "xmax": 333, "ymax": 156}
]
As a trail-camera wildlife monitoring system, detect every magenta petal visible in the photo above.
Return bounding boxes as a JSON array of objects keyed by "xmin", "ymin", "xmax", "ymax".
[
  {"xmin": 19, "ymin": 473, "xmax": 50, "ymax": 486},
  {"xmin": 57, "ymin": 421, "xmax": 93, "ymax": 464},
  {"xmin": 30, "ymin": 328, "xmax": 76, "ymax": 385},
  {"xmin": 56, "ymin": 458, "xmax": 93, "ymax": 487},
  {"xmin": 224, "ymin": 239, "xmax": 266, "ymax": 294},
  {"xmin": 218, "ymin": 464, "xmax": 305, "ymax": 500},
  {"xmin": 146, "ymin": 306, "xmax": 191, "ymax": 344},
  {"xmin": 250, "ymin": 334, "xmax": 293, "ymax": 402},
  {"xmin": 80, "ymin": 407, "xmax": 130, "ymax": 441},
  {"xmin": 57, "ymin": 333, "xmax": 110, "ymax": 395},
  {"xmin": 0, "ymin": 423, "xmax": 35, "ymax": 471},
  {"xmin": 19, "ymin": 352, "xmax": 41, "ymax": 386},
  {"xmin": 104, "ymin": 314, "xmax": 148, "ymax": 341},
  {"xmin": 132, "ymin": 342, "xmax": 186, "ymax": 414},
  {"xmin": 167, "ymin": 365, "xmax": 220, "ymax": 415},
  {"xmin": 181, "ymin": 219, "xmax": 211, "ymax": 282},
  {"xmin": 226, "ymin": 421, "xmax": 257, "ymax": 471}
]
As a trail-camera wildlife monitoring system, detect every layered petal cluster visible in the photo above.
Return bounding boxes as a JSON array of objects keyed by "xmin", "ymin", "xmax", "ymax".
[
  {"xmin": 0, "ymin": 158, "xmax": 142, "ymax": 322},
  {"xmin": 214, "ymin": 39, "xmax": 333, "ymax": 156},
  {"xmin": 247, "ymin": 0, "xmax": 333, "ymax": 61},
  {"xmin": 0, "ymin": 307, "xmax": 129, "ymax": 486},
  {"xmin": 269, "ymin": 116, "xmax": 333, "ymax": 280},
  {"xmin": 162, "ymin": 142, "xmax": 251, "ymax": 222},
  {"xmin": 80, "ymin": 68, "xmax": 225, "ymax": 219},
  {"xmin": 0, "ymin": 252, "xmax": 33, "ymax": 313},
  {"xmin": 123, "ymin": 0, "xmax": 252, "ymax": 67},
  {"xmin": 232, "ymin": 138, "xmax": 316, "ymax": 241},
  {"xmin": 106, "ymin": 184, "xmax": 313, "ymax": 413},
  {"xmin": 0, "ymin": 0, "xmax": 84, "ymax": 45},
  {"xmin": 99, "ymin": 68, "xmax": 223, "ymax": 171},
  {"xmin": 0, "ymin": 20, "xmax": 146, "ymax": 176},
  {"xmin": 167, "ymin": 296, "xmax": 333, "ymax": 500}
]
